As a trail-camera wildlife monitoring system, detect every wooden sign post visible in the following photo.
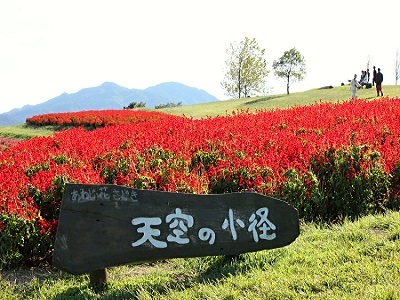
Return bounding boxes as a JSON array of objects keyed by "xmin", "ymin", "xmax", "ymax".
[{"xmin": 53, "ymin": 183, "xmax": 299, "ymax": 288}]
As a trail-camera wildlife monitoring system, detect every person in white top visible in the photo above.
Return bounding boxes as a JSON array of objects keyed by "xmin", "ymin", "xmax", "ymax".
[{"xmin": 350, "ymin": 74, "xmax": 361, "ymax": 100}]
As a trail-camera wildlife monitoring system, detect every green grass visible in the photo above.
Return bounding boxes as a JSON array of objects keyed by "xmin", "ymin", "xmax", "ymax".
[
  {"xmin": 0, "ymin": 124, "xmax": 58, "ymax": 140},
  {"xmin": 1, "ymin": 85, "xmax": 400, "ymax": 139},
  {"xmin": 158, "ymin": 85, "xmax": 400, "ymax": 118},
  {"xmin": 1, "ymin": 211, "xmax": 399, "ymax": 299}
]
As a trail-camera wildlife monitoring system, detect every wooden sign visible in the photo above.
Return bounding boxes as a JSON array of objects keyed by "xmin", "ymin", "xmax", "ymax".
[{"xmin": 53, "ymin": 183, "xmax": 299, "ymax": 275}]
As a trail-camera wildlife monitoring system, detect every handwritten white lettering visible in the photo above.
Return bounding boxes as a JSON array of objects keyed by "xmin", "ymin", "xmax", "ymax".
[
  {"xmin": 222, "ymin": 208, "xmax": 245, "ymax": 240},
  {"xmin": 70, "ymin": 187, "xmax": 138, "ymax": 203},
  {"xmin": 248, "ymin": 207, "xmax": 276, "ymax": 242},
  {"xmin": 131, "ymin": 217, "xmax": 167, "ymax": 248},
  {"xmin": 198, "ymin": 228, "xmax": 216, "ymax": 245},
  {"xmin": 130, "ymin": 206, "xmax": 277, "ymax": 248},
  {"xmin": 166, "ymin": 208, "xmax": 194, "ymax": 244}
]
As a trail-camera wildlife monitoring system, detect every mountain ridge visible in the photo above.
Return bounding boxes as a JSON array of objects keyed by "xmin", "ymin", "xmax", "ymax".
[{"xmin": 0, "ymin": 82, "xmax": 218, "ymax": 126}]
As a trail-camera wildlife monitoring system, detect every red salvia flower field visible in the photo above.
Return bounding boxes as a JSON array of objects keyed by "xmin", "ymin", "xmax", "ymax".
[
  {"xmin": 1, "ymin": 99, "xmax": 400, "ymax": 267},
  {"xmin": 26, "ymin": 109, "xmax": 173, "ymax": 127}
]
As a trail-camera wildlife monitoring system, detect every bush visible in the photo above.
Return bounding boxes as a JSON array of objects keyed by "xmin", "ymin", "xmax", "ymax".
[
  {"xmin": 280, "ymin": 145, "xmax": 390, "ymax": 222},
  {"xmin": 155, "ymin": 102, "xmax": 182, "ymax": 109},
  {"xmin": 0, "ymin": 214, "xmax": 54, "ymax": 269},
  {"xmin": 387, "ymin": 161, "xmax": 400, "ymax": 210},
  {"xmin": 124, "ymin": 101, "xmax": 146, "ymax": 109}
]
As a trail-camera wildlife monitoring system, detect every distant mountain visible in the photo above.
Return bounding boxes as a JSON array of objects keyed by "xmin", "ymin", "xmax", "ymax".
[{"xmin": 0, "ymin": 82, "xmax": 218, "ymax": 126}]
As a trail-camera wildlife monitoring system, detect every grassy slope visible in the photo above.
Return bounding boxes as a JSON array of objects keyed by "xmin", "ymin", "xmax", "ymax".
[
  {"xmin": 2, "ymin": 85, "xmax": 400, "ymax": 139},
  {"xmin": 0, "ymin": 124, "xmax": 59, "ymax": 139},
  {"xmin": 158, "ymin": 85, "xmax": 400, "ymax": 118},
  {"xmin": 1, "ymin": 85, "xmax": 400, "ymax": 299},
  {"xmin": 1, "ymin": 212, "xmax": 399, "ymax": 299}
]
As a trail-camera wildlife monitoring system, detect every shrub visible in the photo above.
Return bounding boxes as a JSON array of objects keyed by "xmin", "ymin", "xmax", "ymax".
[
  {"xmin": 155, "ymin": 102, "xmax": 182, "ymax": 109},
  {"xmin": 0, "ymin": 214, "xmax": 55, "ymax": 269},
  {"xmin": 124, "ymin": 101, "xmax": 146, "ymax": 109},
  {"xmin": 280, "ymin": 145, "xmax": 390, "ymax": 222}
]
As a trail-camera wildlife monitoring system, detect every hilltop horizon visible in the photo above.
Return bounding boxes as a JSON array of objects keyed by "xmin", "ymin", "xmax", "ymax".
[{"xmin": 0, "ymin": 81, "xmax": 218, "ymax": 126}]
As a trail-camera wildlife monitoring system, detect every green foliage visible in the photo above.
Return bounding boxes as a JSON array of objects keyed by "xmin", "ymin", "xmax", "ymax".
[
  {"xmin": 279, "ymin": 168, "xmax": 323, "ymax": 220},
  {"xmin": 124, "ymin": 101, "xmax": 146, "ymax": 109},
  {"xmin": 221, "ymin": 37, "xmax": 269, "ymax": 99},
  {"xmin": 280, "ymin": 145, "xmax": 390, "ymax": 222},
  {"xmin": 190, "ymin": 149, "xmax": 220, "ymax": 171},
  {"xmin": 24, "ymin": 163, "xmax": 50, "ymax": 178},
  {"xmin": 94, "ymin": 152, "xmax": 131, "ymax": 184},
  {"xmin": 134, "ymin": 146, "xmax": 189, "ymax": 192},
  {"xmin": 0, "ymin": 214, "xmax": 53, "ymax": 269},
  {"xmin": 273, "ymin": 47, "xmax": 306, "ymax": 94},
  {"xmin": 0, "ymin": 175, "xmax": 66, "ymax": 269},
  {"xmin": 386, "ymin": 161, "xmax": 400, "ymax": 210},
  {"xmin": 155, "ymin": 102, "xmax": 182, "ymax": 109}
]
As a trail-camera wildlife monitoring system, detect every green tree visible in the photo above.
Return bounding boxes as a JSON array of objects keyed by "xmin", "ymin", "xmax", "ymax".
[
  {"xmin": 221, "ymin": 37, "xmax": 269, "ymax": 99},
  {"xmin": 273, "ymin": 48, "xmax": 306, "ymax": 94},
  {"xmin": 124, "ymin": 101, "xmax": 146, "ymax": 109}
]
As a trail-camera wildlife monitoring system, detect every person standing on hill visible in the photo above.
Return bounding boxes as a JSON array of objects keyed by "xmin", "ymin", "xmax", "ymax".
[
  {"xmin": 372, "ymin": 66, "xmax": 377, "ymax": 86},
  {"xmin": 350, "ymin": 74, "xmax": 361, "ymax": 100},
  {"xmin": 376, "ymin": 68, "xmax": 383, "ymax": 96}
]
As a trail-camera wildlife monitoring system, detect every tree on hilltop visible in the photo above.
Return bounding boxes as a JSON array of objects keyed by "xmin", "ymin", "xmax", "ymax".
[
  {"xmin": 273, "ymin": 48, "xmax": 306, "ymax": 94},
  {"xmin": 124, "ymin": 101, "xmax": 146, "ymax": 109},
  {"xmin": 221, "ymin": 37, "xmax": 269, "ymax": 99}
]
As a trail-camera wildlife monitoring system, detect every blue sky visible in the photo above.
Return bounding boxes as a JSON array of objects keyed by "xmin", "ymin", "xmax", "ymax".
[{"xmin": 1, "ymin": 0, "xmax": 399, "ymax": 113}]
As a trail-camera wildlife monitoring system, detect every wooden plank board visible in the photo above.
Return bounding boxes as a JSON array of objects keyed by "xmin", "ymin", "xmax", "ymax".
[{"xmin": 52, "ymin": 183, "xmax": 299, "ymax": 275}]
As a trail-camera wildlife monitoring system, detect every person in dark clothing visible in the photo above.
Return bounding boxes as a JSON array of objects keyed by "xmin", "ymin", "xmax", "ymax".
[
  {"xmin": 372, "ymin": 66, "xmax": 377, "ymax": 86},
  {"xmin": 375, "ymin": 68, "xmax": 383, "ymax": 96}
]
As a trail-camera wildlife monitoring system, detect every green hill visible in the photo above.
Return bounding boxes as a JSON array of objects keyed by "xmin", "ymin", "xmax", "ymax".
[
  {"xmin": 0, "ymin": 82, "xmax": 218, "ymax": 126},
  {"xmin": 157, "ymin": 84, "xmax": 400, "ymax": 118},
  {"xmin": 2, "ymin": 85, "xmax": 400, "ymax": 140}
]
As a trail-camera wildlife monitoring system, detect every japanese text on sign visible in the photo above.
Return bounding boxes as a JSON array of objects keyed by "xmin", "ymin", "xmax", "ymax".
[
  {"xmin": 131, "ymin": 207, "xmax": 276, "ymax": 248},
  {"xmin": 70, "ymin": 186, "xmax": 138, "ymax": 203}
]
